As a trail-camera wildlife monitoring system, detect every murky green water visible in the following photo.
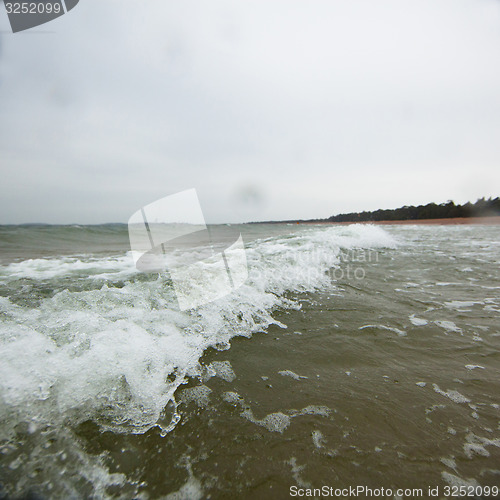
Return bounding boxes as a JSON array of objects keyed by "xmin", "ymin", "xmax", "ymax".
[{"xmin": 1, "ymin": 224, "xmax": 499, "ymax": 498}]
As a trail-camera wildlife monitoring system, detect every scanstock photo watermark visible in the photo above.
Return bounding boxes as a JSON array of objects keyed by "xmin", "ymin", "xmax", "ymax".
[
  {"xmin": 1, "ymin": 0, "xmax": 79, "ymax": 33},
  {"xmin": 289, "ymin": 484, "xmax": 500, "ymax": 498},
  {"xmin": 128, "ymin": 189, "xmax": 248, "ymax": 311},
  {"xmin": 263, "ymin": 247, "xmax": 378, "ymax": 287}
]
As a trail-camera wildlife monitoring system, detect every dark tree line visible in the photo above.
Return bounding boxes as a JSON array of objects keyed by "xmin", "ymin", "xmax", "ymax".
[{"xmin": 327, "ymin": 197, "xmax": 500, "ymax": 223}]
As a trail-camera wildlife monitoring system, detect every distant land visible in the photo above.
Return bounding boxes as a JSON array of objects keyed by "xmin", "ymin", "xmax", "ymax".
[{"xmin": 250, "ymin": 197, "xmax": 500, "ymax": 225}]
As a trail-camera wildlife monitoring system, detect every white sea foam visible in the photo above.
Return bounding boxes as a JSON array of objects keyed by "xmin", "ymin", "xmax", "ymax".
[
  {"xmin": 164, "ymin": 461, "xmax": 203, "ymax": 500},
  {"xmin": 359, "ymin": 324, "xmax": 406, "ymax": 337},
  {"xmin": 0, "ymin": 225, "xmax": 397, "ymax": 444},
  {"xmin": 312, "ymin": 430, "xmax": 326, "ymax": 449},
  {"xmin": 434, "ymin": 320, "xmax": 462, "ymax": 333},
  {"xmin": 164, "ymin": 476, "xmax": 203, "ymax": 500},
  {"xmin": 294, "ymin": 405, "xmax": 332, "ymax": 417},
  {"xmin": 206, "ymin": 361, "xmax": 236, "ymax": 382},
  {"xmin": 287, "ymin": 457, "xmax": 311, "ymax": 488},
  {"xmin": 444, "ymin": 301, "xmax": 481, "ymax": 310},
  {"xmin": 179, "ymin": 385, "xmax": 212, "ymax": 408},
  {"xmin": 409, "ymin": 315, "xmax": 428, "ymax": 326},
  {"xmin": 222, "ymin": 391, "xmax": 243, "ymax": 405},
  {"xmin": 463, "ymin": 433, "xmax": 500, "ymax": 459},
  {"xmin": 0, "ymin": 254, "xmax": 137, "ymax": 281},
  {"xmin": 441, "ymin": 472, "xmax": 479, "ymax": 489},
  {"xmin": 278, "ymin": 370, "xmax": 308, "ymax": 380},
  {"xmin": 440, "ymin": 457, "xmax": 456, "ymax": 470},
  {"xmin": 241, "ymin": 409, "xmax": 291, "ymax": 433},
  {"xmin": 432, "ymin": 384, "xmax": 470, "ymax": 404}
]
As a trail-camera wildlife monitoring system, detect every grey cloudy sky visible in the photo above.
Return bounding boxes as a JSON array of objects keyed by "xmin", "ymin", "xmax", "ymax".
[{"xmin": 1, "ymin": 0, "xmax": 499, "ymax": 224}]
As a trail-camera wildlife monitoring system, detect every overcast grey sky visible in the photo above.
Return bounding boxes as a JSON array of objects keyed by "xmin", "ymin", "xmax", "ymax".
[{"xmin": 1, "ymin": 0, "xmax": 499, "ymax": 223}]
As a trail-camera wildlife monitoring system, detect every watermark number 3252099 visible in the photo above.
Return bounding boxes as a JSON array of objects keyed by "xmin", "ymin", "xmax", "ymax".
[{"xmin": 2, "ymin": 0, "xmax": 79, "ymax": 33}]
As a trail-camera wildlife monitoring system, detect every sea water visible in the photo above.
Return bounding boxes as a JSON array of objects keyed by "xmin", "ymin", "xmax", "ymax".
[{"xmin": 0, "ymin": 223, "xmax": 499, "ymax": 498}]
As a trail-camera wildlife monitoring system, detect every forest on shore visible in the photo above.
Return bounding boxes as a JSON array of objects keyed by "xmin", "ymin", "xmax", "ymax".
[
  {"xmin": 251, "ymin": 197, "xmax": 500, "ymax": 224},
  {"xmin": 327, "ymin": 197, "xmax": 500, "ymax": 223}
]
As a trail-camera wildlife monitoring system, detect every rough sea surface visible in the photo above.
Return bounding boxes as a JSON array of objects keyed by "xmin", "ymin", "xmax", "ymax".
[{"xmin": 0, "ymin": 223, "xmax": 499, "ymax": 499}]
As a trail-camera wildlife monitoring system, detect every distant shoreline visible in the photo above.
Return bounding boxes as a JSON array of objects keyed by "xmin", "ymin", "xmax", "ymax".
[{"xmin": 304, "ymin": 216, "xmax": 500, "ymax": 226}]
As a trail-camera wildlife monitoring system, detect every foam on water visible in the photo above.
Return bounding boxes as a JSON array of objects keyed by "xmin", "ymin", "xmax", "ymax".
[
  {"xmin": 278, "ymin": 370, "xmax": 308, "ymax": 380},
  {"xmin": 0, "ymin": 254, "xmax": 136, "ymax": 281},
  {"xmin": 444, "ymin": 300, "xmax": 482, "ymax": 310},
  {"xmin": 0, "ymin": 224, "xmax": 400, "ymax": 496},
  {"xmin": 311, "ymin": 430, "xmax": 326, "ymax": 449},
  {"xmin": 0, "ymin": 224, "xmax": 396, "ymax": 439},
  {"xmin": 441, "ymin": 472, "xmax": 479, "ymax": 489},
  {"xmin": 1, "ymin": 222, "xmax": 500, "ymax": 497},
  {"xmin": 359, "ymin": 324, "xmax": 406, "ymax": 337},
  {"xmin": 434, "ymin": 320, "xmax": 462, "ymax": 333},
  {"xmin": 463, "ymin": 433, "xmax": 500, "ymax": 459},
  {"xmin": 242, "ymin": 409, "xmax": 292, "ymax": 433},
  {"xmin": 409, "ymin": 315, "xmax": 428, "ymax": 326},
  {"xmin": 293, "ymin": 405, "xmax": 332, "ymax": 417},
  {"xmin": 287, "ymin": 457, "xmax": 311, "ymax": 488},
  {"xmin": 163, "ymin": 460, "xmax": 203, "ymax": 500},
  {"xmin": 206, "ymin": 361, "xmax": 236, "ymax": 382},
  {"xmin": 433, "ymin": 384, "xmax": 470, "ymax": 404},
  {"xmin": 164, "ymin": 477, "xmax": 203, "ymax": 500},
  {"xmin": 221, "ymin": 388, "xmax": 332, "ymax": 435},
  {"xmin": 178, "ymin": 385, "xmax": 212, "ymax": 408},
  {"xmin": 440, "ymin": 457, "xmax": 457, "ymax": 470},
  {"xmin": 221, "ymin": 391, "xmax": 243, "ymax": 405}
]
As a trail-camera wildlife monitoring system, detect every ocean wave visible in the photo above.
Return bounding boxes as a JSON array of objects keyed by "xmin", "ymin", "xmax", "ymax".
[{"xmin": 0, "ymin": 224, "xmax": 397, "ymax": 437}]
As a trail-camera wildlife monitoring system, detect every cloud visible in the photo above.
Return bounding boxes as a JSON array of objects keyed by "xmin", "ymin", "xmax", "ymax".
[{"xmin": 1, "ymin": 0, "xmax": 500, "ymax": 223}]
